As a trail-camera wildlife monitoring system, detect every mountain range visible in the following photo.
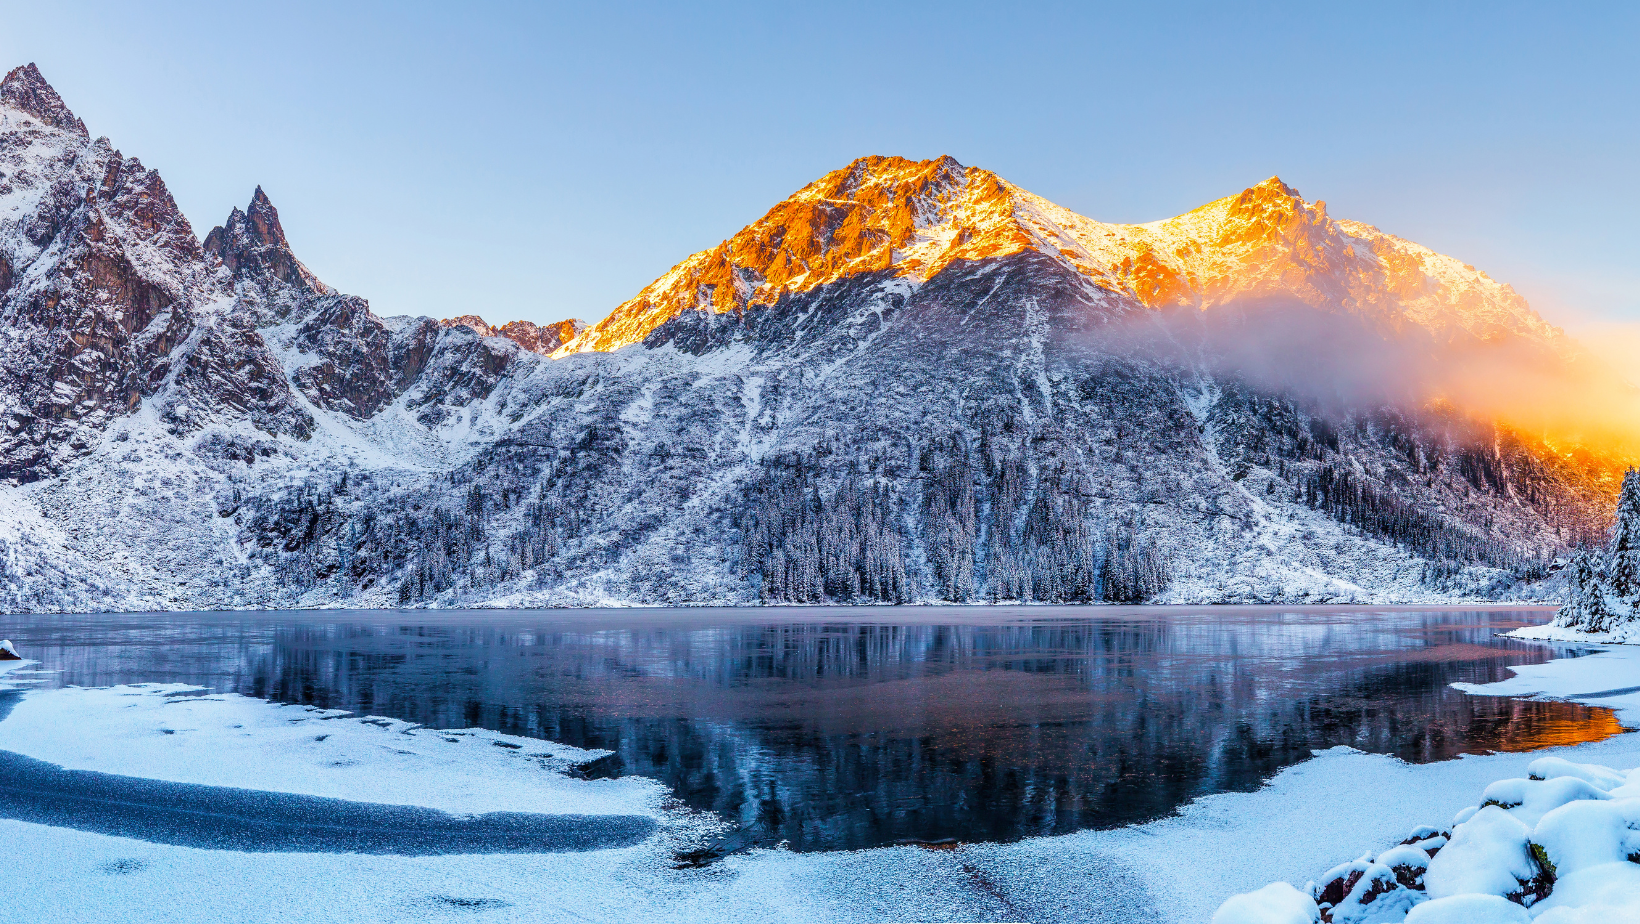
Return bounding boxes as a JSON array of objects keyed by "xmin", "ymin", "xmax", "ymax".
[{"xmin": 0, "ymin": 63, "xmax": 1621, "ymax": 612}]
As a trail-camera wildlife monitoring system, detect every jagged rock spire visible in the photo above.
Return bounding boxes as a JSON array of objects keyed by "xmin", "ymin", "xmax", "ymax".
[
  {"xmin": 0, "ymin": 63, "xmax": 87, "ymax": 136},
  {"xmin": 246, "ymin": 186, "xmax": 291, "ymax": 250},
  {"xmin": 204, "ymin": 186, "xmax": 329, "ymax": 307}
]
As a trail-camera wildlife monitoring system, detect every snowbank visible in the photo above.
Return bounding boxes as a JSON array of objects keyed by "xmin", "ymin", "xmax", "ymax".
[
  {"xmin": 1451, "ymin": 640, "xmax": 1640, "ymax": 703},
  {"xmin": 1212, "ymin": 644, "xmax": 1640, "ymax": 923},
  {"xmin": 1508, "ymin": 621, "xmax": 1640, "ymax": 646},
  {"xmin": 0, "ymin": 684, "xmax": 1028, "ymax": 922},
  {"xmin": 0, "ymin": 684, "xmax": 662, "ymax": 817},
  {"xmin": 1213, "ymin": 755, "xmax": 1640, "ymax": 921}
]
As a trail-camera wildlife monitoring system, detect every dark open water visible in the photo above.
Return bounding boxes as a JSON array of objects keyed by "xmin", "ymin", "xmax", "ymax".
[{"xmin": 0, "ymin": 605, "xmax": 1623, "ymax": 852}]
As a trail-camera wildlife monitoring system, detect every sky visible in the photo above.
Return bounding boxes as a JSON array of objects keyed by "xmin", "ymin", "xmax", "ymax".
[{"xmin": 1, "ymin": 1, "xmax": 1637, "ymax": 340}]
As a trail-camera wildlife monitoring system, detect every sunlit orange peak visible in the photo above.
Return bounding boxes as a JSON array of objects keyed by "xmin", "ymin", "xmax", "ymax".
[{"xmin": 558, "ymin": 159, "xmax": 1567, "ymax": 360}]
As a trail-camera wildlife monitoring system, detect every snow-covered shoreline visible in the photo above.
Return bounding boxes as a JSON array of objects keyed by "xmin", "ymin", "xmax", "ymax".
[
  {"xmin": 1213, "ymin": 641, "xmax": 1640, "ymax": 923},
  {"xmin": 1214, "ymin": 754, "xmax": 1640, "ymax": 923},
  {"xmin": 1507, "ymin": 622, "xmax": 1640, "ymax": 647},
  {"xmin": 0, "ymin": 634, "xmax": 1636, "ymax": 923}
]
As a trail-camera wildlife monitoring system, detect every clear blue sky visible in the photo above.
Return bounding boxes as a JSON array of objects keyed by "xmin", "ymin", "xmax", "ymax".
[{"xmin": 2, "ymin": 1, "xmax": 1636, "ymax": 332}]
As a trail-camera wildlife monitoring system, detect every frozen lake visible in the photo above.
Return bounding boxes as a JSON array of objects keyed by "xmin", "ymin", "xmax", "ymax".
[{"xmin": 1, "ymin": 605, "xmax": 1625, "ymax": 852}]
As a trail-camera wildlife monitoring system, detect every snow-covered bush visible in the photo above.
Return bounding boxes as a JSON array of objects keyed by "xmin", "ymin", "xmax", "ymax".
[{"xmin": 1213, "ymin": 756, "xmax": 1640, "ymax": 922}]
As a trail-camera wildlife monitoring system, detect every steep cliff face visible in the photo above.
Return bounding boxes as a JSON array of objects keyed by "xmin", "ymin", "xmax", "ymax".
[
  {"xmin": 0, "ymin": 67, "xmax": 1622, "ymax": 612},
  {"xmin": 0, "ymin": 66, "xmax": 314, "ymax": 481}
]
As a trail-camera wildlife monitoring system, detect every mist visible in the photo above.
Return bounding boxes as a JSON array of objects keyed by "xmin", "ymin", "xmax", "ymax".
[{"xmin": 1088, "ymin": 298, "xmax": 1640, "ymax": 458}]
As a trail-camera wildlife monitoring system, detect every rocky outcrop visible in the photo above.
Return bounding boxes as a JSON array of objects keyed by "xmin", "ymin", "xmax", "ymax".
[
  {"xmin": 287, "ymin": 296, "xmax": 395, "ymax": 418},
  {"xmin": 442, "ymin": 315, "xmax": 585, "ymax": 355},
  {"xmin": 163, "ymin": 324, "xmax": 313, "ymax": 438},
  {"xmin": 401, "ymin": 325, "xmax": 524, "ymax": 424}
]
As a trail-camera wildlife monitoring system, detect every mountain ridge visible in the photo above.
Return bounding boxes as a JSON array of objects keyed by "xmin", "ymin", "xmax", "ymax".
[
  {"xmin": 0, "ymin": 64, "xmax": 1624, "ymax": 613},
  {"xmin": 559, "ymin": 156, "xmax": 1572, "ymax": 368}
]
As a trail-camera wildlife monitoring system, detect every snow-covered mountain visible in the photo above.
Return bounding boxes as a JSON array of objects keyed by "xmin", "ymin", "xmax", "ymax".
[
  {"xmin": 565, "ymin": 156, "xmax": 1567, "ymax": 357},
  {"xmin": 0, "ymin": 64, "xmax": 1622, "ymax": 612}
]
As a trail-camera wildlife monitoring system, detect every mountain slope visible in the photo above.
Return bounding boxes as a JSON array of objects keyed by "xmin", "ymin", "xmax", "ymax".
[{"xmin": 0, "ymin": 66, "xmax": 1623, "ymax": 612}]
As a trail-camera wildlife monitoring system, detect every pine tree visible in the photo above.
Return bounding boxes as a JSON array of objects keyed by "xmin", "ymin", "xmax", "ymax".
[
  {"xmin": 1556, "ymin": 552, "xmax": 1605, "ymax": 629},
  {"xmin": 1557, "ymin": 467, "xmax": 1640, "ymax": 632},
  {"xmin": 1603, "ymin": 468, "xmax": 1640, "ymax": 604}
]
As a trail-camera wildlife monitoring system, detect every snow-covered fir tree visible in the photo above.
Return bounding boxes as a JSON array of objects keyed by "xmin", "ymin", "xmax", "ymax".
[{"xmin": 1556, "ymin": 468, "xmax": 1640, "ymax": 633}]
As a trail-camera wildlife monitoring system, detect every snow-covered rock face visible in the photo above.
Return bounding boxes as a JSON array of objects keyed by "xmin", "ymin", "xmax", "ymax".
[
  {"xmin": 0, "ymin": 65, "xmax": 1625, "ymax": 611},
  {"xmin": 0, "ymin": 64, "xmax": 86, "ymax": 137},
  {"xmin": 0, "ymin": 64, "xmax": 312, "ymax": 479},
  {"xmin": 202, "ymin": 185, "xmax": 331, "ymax": 320}
]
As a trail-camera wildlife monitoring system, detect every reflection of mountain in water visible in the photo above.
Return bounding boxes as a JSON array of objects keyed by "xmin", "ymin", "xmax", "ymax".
[
  {"xmin": 11, "ymin": 608, "xmax": 1625, "ymax": 852},
  {"xmin": 227, "ymin": 610, "xmax": 1617, "ymax": 851}
]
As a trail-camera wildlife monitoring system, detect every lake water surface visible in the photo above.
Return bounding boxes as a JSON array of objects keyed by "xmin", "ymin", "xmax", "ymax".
[{"xmin": 0, "ymin": 605, "xmax": 1625, "ymax": 852}]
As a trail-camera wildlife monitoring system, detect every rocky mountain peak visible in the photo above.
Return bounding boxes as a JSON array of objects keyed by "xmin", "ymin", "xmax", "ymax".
[
  {"xmin": 563, "ymin": 157, "xmax": 1572, "ymax": 363},
  {"xmin": 567, "ymin": 159, "xmax": 1415, "ymax": 355},
  {"xmin": 204, "ymin": 187, "xmax": 330, "ymax": 308},
  {"xmin": 442, "ymin": 314, "xmax": 496, "ymax": 337},
  {"xmin": 564, "ymin": 154, "xmax": 1032, "ymax": 353},
  {"xmin": 245, "ymin": 186, "xmax": 288, "ymax": 250},
  {"xmin": 1251, "ymin": 175, "xmax": 1301, "ymax": 199},
  {"xmin": 1215, "ymin": 175, "xmax": 1322, "ymax": 247},
  {"xmin": 0, "ymin": 63, "xmax": 88, "ymax": 136}
]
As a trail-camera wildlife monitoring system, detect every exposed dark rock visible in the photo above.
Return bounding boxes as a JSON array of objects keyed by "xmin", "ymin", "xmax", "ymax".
[{"xmin": 291, "ymin": 296, "xmax": 395, "ymax": 417}]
